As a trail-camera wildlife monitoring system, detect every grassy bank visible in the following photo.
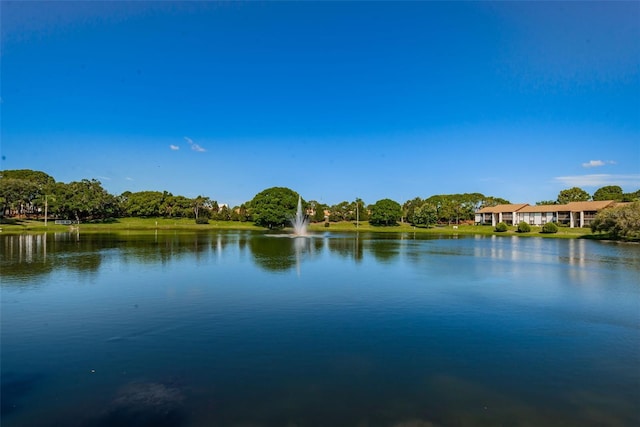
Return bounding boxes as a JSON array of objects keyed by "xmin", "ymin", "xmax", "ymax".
[
  {"xmin": 0, "ymin": 217, "xmax": 594, "ymax": 239},
  {"xmin": 0, "ymin": 217, "xmax": 263, "ymax": 233},
  {"xmin": 309, "ymin": 221, "xmax": 592, "ymax": 238}
]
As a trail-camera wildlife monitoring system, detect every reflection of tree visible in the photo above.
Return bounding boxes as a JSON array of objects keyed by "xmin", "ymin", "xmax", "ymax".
[
  {"xmin": 1, "ymin": 254, "xmax": 57, "ymax": 283},
  {"xmin": 248, "ymin": 236, "xmax": 297, "ymax": 272},
  {"xmin": 311, "ymin": 237, "xmax": 324, "ymax": 254},
  {"xmin": 238, "ymin": 234, "xmax": 249, "ymax": 252},
  {"xmin": 1, "ymin": 233, "xmax": 105, "ymax": 283},
  {"xmin": 367, "ymin": 238, "xmax": 400, "ymax": 263},
  {"xmin": 1, "ymin": 231, "xmax": 334, "ymax": 281},
  {"xmin": 118, "ymin": 232, "xmax": 215, "ymax": 265},
  {"xmin": 1, "ymin": 231, "xmax": 246, "ymax": 283},
  {"xmin": 327, "ymin": 235, "xmax": 363, "ymax": 262}
]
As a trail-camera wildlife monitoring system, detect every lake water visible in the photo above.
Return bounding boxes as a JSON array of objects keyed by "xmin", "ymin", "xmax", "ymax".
[{"xmin": 1, "ymin": 231, "xmax": 639, "ymax": 427}]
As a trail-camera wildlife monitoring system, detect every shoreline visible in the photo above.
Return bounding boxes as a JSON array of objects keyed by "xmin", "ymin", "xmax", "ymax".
[{"xmin": 0, "ymin": 218, "xmax": 596, "ymax": 239}]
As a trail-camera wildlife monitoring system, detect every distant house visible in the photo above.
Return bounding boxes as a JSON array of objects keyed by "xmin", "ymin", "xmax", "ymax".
[
  {"xmin": 557, "ymin": 200, "xmax": 616, "ymax": 228},
  {"xmin": 475, "ymin": 204, "xmax": 529, "ymax": 226},
  {"xmin": 476, "ymin": 200, "xmax": 616, "ymax": 228},
  {"xmin": 513, "ymin": 204, "xmax": 559, "ymax": 227}
]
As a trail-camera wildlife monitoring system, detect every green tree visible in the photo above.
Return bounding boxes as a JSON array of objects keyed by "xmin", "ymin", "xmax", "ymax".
[
  {"xmin": 238, "ymin": 203, "xmax": 250, "ymax": 222},
  {"xmin": 413, "ymin": 202, "xmax": 437, "ymax": 227},
  {"xmin": 438, "ymin": 198, "xmax": 457, "ymax": 224},
  {"xmin": 0, "ymin": 178, "xmax": 40, "ymax": 217},
  {"xmin": 216, "ymin": 205, "xmax": 231, "ymax": 221},
  {"xmin": 428, "ymin": 197, "xmax": 443, "ymax": 223},
  {"xmin": 119, "ymin": 191, "xmax": 166, "ymax": 217},
  {"xmin": 307, "ymin": 200, "xmax": 327, "ymax": 222},
  {"xmin": 461, "ymin": 193, "xmax": 485, "ymax": 216},
  {"xmin": 249, "ymin": 187, "xmax": 302, "ymax": 229},
  {"xmin": 192, "ymin": 195, "xmax": 212, "ymax": 220},
  {"xmin": 402, "ymin": 197, "xmax": 423, "ymax": 224},
  {"xmin": 369, "ymin": 198, "xmax": 402, "ymax": 226},
  {"xmin": 329, "ymin": 201, "xmax": 351, "ymax": 222},
  {"xmin": 557, "ymin": 187, "xmax": 590, "ymax": 204},
  {"xmin": 0, "ymin": 169, "xmax": 55, "ymax": 217},
  {"xmin": 424, "ymin": 193, "xmax": 494, "ymax": 224},
  {"xmin": 166, "ymin": 195, "xmax": 193, "ymax": 218},
  {"xmin": 621, "ymin": 190, "xmax": 640, "ymax": 202},
  {"xmin": 480, "ymin": 196, "xmax": 510, "ymax": 208},
  {"xmin": 536, "ymin": 200, "xmax": 557, "ymax": 206},
  {"xmin": 0, "ymin": 169, "xmax": 55, "ymax": 187},
  {"xmin": 590, "ymin": 201, "xmax": 640, "ymax": 241},
  {"xmin": 592, "ymin": 185, "xmax": 624, "ymax": 201},
  {"xmin": 50, "ymin": 179, "xmax": 117, "ymax": 222}
]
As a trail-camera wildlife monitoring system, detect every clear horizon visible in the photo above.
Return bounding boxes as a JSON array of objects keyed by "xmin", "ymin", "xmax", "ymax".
[{"xmin": 1, "ymin": 1, "xmax": 639, "ymax": 207}]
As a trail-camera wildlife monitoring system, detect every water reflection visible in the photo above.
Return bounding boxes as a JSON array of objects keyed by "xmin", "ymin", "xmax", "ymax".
[
  {"xmin": 248, "ymin": 235, "xmax": 323, "ymax": 273},
  {"xmin": 2, "ymin": 232, "xmax": 639, "ymax": 279},
  {"xmin": 327, "ymin": 234, "xmax": 363, "ymax": 262},
  {"xmin": 2, "ymin": 232, "xmax": 639, "ymax": 427},
  {"xmin": 2, "ymin": 233, "xmax": 48, "ymax": 263},
  {"xmin": 0, "ymin": 232, "xmax": 104, "ymax": 283}
]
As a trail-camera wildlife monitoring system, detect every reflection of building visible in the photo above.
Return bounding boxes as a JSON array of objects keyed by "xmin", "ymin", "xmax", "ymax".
[{"xmin": 476, "ymin": 201, "xmax": 617, "ymax": 228}]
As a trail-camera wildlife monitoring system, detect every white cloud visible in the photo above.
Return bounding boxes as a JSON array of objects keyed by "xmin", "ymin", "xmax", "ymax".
[
  {"xmin": 554, "ymin": 174, "xmax": 640, "ymax": 188},
  {"xmin": 170, "ymin": 144, "xmax": 180, "ymax": 151},
  {"xmin": 184, "ymin": 136, "xmax": 206, "ymax": 152},
  {"xmin": 582, "ymin": 160, "xmax": 604, "ymax": 168},
  {"xmin": 125, "ymin": 177, "xmax": 134, "ymax": 181},
  {"xmin": 581, "ymin": 159, "xmax": 616, "ymax": 168}
]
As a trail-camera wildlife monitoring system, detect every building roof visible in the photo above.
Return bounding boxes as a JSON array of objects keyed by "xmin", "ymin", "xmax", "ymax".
[
  {"xmin": 476, "ymin": 203, "xmax": 529, "ymax": 214},
  {"xmin": 516, "ymin": 204, "xmax": 561, "ymax": 213},
  {"xmin": 562, "ymin": 200, "xmax": 615, "ymax": 211},
  {"xmin": 476, "ymin": 200, "xmax": 616, "ymax": 214}
]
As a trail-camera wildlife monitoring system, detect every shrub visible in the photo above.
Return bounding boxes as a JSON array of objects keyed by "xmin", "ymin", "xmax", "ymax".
[
  {"xmin": 517, "ymin": 221, "xmax": 531, "ymax": 233},
  {"xmin": 195, "ymin": 217, "xmax": 209, "ymax": 224},
  {"xmin": 495, "ymin": 222, "xmax": 508, "ymax": 232},
  {"xmin": 541, "ymin": 222, "xmax": 558, "ymax": 234}
]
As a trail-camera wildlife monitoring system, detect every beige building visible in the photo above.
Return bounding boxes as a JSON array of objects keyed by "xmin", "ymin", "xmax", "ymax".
[
  {"xmin": 475, "ymin": 204, "xmax": 528, "ymax": 226},
  {"xmin": 476, "ymin": 200, "xmax": 616, "ymax": 228}
]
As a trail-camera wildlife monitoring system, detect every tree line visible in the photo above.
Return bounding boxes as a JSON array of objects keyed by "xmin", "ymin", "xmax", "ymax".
[
  {"xmin": 537, "ymin": 186, "xmax": 640, "ymax": 205},
  {"xmin": 1, "ymin": 169, "xmax": 638, "ymax": 230}
]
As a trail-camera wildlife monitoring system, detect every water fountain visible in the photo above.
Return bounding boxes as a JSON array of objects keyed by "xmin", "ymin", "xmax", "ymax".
[{"xmin": 291, "ymin": 195, "xmax": 309, "ymax": 236}]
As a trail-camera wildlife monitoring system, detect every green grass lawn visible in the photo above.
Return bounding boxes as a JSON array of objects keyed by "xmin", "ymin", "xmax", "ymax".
[
  {"xmin": 309, "ymin": 221, "xmax": 593, "ymax": 238},
  {"xmin": 0, "ymin": 217, "xmax": 594, "ymax": 239},
  {"xmin": 0, "ymin": 217, "xmax": 263, "ymax": 233}
]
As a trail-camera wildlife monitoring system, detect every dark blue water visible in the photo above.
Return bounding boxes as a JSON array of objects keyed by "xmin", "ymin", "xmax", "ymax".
[{"xmin": 1, "ymin": 231, "xmax": 639, "ymax": 427}]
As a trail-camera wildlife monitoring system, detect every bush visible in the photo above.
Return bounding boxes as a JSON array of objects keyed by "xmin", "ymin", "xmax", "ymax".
[
  {"xmin": 541, "ymin": 222, "xmax": 558, "ymax": 234},
  {"xmin": 195, "ymin": 217, "xmax": 209, "ymax": 224},
  {"xmin": 495, "ymin": 222, "xmax": 508, "ymax": 232},
  {"xmin": 517, "ymin": 221, "xmax": 531, "ymax": 233}
]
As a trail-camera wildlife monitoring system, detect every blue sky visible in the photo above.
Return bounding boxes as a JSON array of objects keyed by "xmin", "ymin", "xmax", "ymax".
[{"xmin": 2, "ymin": 1, "xmax": 639, "ymax": 207}]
